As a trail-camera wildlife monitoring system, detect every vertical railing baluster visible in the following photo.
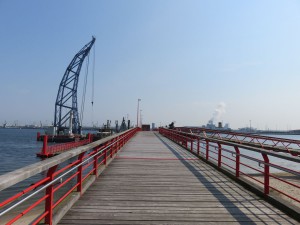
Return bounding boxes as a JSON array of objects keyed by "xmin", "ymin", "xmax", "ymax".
[
  {"xmin": 104, "ymin": 148, "xmax": 107, "ymax": 165},
  {"xmin": 45, "ymin": 165, "xmax": 58, "ymax": 225},
  {"xmin": 261, "ymin": 153, "xmax": 270, "ymax": 195},
  {"xmin": 77, "ymin": 153, "xmax": 85, "ymax": 194},
  {"xmin": 234, "ymin": 146, "xmax": 240, "ymax": 178},
  {"xmin": 197, "ymin": 138, "xmax": 200, "ymax": 155},
  {"xmin": 206, "ymin": 140, "xmax": 209, "ymax": 161},
  {"xmin": 110, "ymin": 140, "xmax": 113, "ymax": 158},
  {"xmin": 93, "ymin": 147, "xmax": 98, "ymax": 177},
  {"xmin": 218, "ymin": 143, "xmax": 222, "ymax": 168}
]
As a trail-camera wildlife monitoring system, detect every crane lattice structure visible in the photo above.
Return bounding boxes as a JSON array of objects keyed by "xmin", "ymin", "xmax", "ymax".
[{"xmin": 54, "ymin": 37, "xmax": 95, "ymax": 135}]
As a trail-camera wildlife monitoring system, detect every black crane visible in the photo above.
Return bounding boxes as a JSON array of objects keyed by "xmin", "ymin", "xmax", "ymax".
[{"xmin": 54, "ymin": 37, "xmax": 96, "ymax": 135}]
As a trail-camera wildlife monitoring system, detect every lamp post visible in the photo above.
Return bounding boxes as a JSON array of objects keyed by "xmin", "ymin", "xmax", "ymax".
[
  {"xmin": 137, "ymin": 99, "xmax": 141, "ymax": 127},
  {"xmin": 140, "ymin": 109, "xmax": 142, "ymax": 128}
]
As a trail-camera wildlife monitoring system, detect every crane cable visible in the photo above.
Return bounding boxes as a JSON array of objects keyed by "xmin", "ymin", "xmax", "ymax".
[
  {"xmin": 80, "ymin": 52, "xmax": 90, "ymax": 126},
  {"xmin": 91, "ymin": 43, "xmax": 95, "ymax": 126},
  {"xmin": 92, "ymin": 42, "xmax": 95, "ymax": 107}
]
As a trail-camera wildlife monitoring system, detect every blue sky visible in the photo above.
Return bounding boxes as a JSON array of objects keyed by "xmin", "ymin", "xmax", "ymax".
[{"xmin": 1, "ymin": 0, "xmax": 300, "ymax": 129}]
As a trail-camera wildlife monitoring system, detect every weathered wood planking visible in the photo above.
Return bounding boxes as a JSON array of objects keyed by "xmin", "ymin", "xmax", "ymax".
[{"xmin": 58, "ymin": 131, "xmax": 298, "ymax": 225}]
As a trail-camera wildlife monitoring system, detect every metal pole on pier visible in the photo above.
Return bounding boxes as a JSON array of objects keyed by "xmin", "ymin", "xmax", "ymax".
[{"xmin": 137, "ymin": 99, "xmax": 141, "ymax": 128}]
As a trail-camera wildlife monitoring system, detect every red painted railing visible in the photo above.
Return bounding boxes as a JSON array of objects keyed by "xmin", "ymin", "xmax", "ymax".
[
  {"xmin": 37, "ymin": 134, "xmax": 92, "ymax": 157},
  {"xmin": 177, "ymin": 127, "xmax": 300, "ymax": 156},
  {"xmin": 160, "ymin": 128, "xmax": 300, "ymax": 208},
  {"xmin": 0, "ymin": 128, "xmax": 139, "ymax": 225}
]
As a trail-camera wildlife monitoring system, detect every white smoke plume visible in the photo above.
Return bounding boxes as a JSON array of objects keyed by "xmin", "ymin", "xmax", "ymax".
[{"xmin": 211, "ymin": 102, "xmax": 226, "ymax": 122}]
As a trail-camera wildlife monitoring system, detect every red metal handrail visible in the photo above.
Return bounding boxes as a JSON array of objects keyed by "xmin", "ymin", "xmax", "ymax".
[
  {"xmin": 160, "ymin": 128, "xmax": 300, "ymax": 209},
  {"xmin": 177, "ymin": 127, "xmax": 300, "ymax": 156},
  {"xmin": 0, "ymin": 128, "xmax": 139, "ymax": 225},
  {"xmin": 37, "ymin": 134, "xmax": 92, "ymax": 157}
]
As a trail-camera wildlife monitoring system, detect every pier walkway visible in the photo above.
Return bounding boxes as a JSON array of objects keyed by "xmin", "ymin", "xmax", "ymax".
[{"xmin": 58, "ymin": 132, "xmax": 297, "ymax": 224}]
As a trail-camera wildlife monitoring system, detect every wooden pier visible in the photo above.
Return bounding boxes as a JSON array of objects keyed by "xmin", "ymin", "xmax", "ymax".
[{"xmin": 58, "ymin": 131, "xmax": 298, "ymax": 224}]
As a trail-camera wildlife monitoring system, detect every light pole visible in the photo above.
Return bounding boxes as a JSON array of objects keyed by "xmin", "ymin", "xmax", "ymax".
[
  {"xmin": 140, "ymin": 109, "xmax": 142, "ymax": 127},
  {"xmin": 137, "ymin": 99, "xmax": 141, "ymax": 127}
]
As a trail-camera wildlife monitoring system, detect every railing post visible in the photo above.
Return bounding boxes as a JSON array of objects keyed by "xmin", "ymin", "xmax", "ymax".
[
  {"xmin": 93, "ymin": 148, "xmax": 98, "ymax": 176},
  {"xmin": 42, "ymin": 135, "xmax": 48, "ymax": 156},
  {"xmin": 261, "ymin": 153, "xmax": 270, "ymax": 195},
  {"xmin": 110, "ymin": 140, "xmax": 113, "ymax": 158},
  {"xmin": 77, "ymin": 153, "xmax": 85, "ymax": 194},
  {"xmin": 206, "ymin": 140, "xmax": 209, "ymax": 161},
  {"xmin": 218, "ymin": 143, "xmax": 222, "ymax": 168},
  {"xmin": 104, "ymin": 148, "xmax": 107, "ymax": 165},
  {"xmin": 197, "ymin": 138, "xmax": 200, "ymax": 155},
  {"xmin": 190, "ymin": 139, "xmax": 193, "ymax": 152},
  {"xmin": 117, "ymin": 136, "xmax": 120, "ymax": 152},
  {"xmin": 45, "ymin": 165, "xmax": 58, "ymax": 225},
  {"xmin": 185, "ymin": 136, "xmax": 188, "ymax": 148},
  {"xmin": 112, "ymin": 138, "xmax": 115, "ymax": 155},
  {"xmin": 234, "ymin": 146, "xmax": 240, "ymax": 177}
]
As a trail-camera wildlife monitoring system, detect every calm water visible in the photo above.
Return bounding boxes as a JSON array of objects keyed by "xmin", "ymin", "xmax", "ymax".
[
  {"xmin": 0, "ymin": 128, "xmax": 93, "ymax": 202},
  {"xmin": 0, "ymin": 128, "xmax": 43, "ymax": 175}
]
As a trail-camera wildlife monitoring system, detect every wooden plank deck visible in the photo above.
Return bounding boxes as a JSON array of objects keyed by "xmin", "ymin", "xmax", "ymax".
[{"xmin": 58, "ymin": 131, "xmax": 298, "ymax": 224}]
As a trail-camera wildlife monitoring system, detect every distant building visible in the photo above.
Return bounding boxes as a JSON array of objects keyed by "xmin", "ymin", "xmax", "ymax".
[
  {"xmin": 205, "ymin": 120, "xmax": 231, "ymax": 130},
  {"xmin": 224, "ymin": 123, "xmax": 230, "ymax": 129},
  {"xmin": 142, "ymin": 124, "xmax": 150, "ymax": 131}
]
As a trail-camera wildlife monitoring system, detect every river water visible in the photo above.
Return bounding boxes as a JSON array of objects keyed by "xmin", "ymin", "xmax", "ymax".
[
  {"xmin": 0, "ymin": 128, "xmax": 44, "ymax": 175},
  {"xmin": 0, "ymin": 128, "xmax": 94, "ymax": 202}
]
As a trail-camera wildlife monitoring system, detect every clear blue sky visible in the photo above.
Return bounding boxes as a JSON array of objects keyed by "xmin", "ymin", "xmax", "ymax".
[{"xmin": 1, "ymin": 0, "xmax": 300, "ymax": 129}]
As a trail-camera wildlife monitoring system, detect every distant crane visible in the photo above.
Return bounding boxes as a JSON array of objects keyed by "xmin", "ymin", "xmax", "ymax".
[{"xmin": 54, "ymin": 37, "xmax": 96, "ymax": 135}]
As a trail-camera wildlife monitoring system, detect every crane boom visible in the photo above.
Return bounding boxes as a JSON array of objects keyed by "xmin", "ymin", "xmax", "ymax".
[{"xmin": 54, "ymin": 37, "xmax": 96, "ymax": 135}]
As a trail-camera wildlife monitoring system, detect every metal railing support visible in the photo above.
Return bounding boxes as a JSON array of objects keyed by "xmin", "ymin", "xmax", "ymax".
[
  {"xmin": 93, "ymin": 148, "xmax": 99, "ymax": 176},
  {"xmin": 218, "ymin": 143, "xmax": 222, "ymax": 168},
  {"xmin": 262, "ymin": 153, "xmax": 270, "ymax": 195},
  {"xmin": 197, "ymin": 138, "xmax": 200, "ymax": 155},
  {"xmin": 45, "ymin": 165, "xmax": 58, "ymax": 225},
  {"xmin": 234, "ymin": 146, "xmax": 240, "ymax": 178},
  {"xmin": 77, "ymin": 153, "xmax": 85, "ymax": 194},
  {"xmin": 206, "ymin": 140, "xmax": 209, "ymax": 161}
]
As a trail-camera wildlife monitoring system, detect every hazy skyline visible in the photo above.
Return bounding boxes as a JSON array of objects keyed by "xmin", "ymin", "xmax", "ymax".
[{"xmin": 1, "ymin": 1, "xmax": 300, "ymax": 129}]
